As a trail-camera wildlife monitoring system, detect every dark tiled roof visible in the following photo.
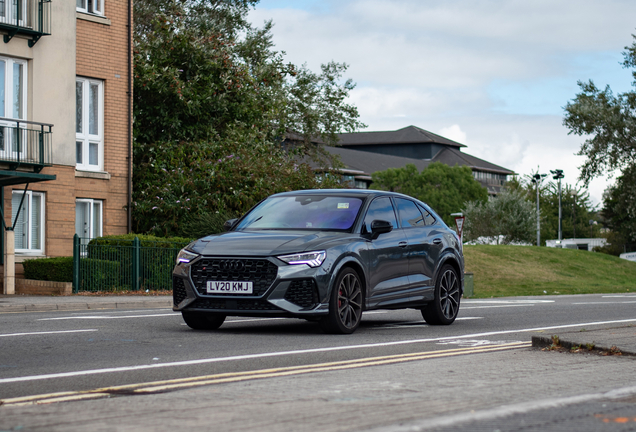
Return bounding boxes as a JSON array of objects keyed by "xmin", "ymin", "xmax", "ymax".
[
  {"xmin": 432, "ymin": 147, "xmax": 514, "ymax": 175},
  {"xmin": 338, "ymin": 125, "xmax": 466, "ymax": 148},
  {"xmin": 322, "ymin": 146, "xmax": 431, "ymax": 174}
]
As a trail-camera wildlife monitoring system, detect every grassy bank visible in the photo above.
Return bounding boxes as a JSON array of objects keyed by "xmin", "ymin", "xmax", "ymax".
[{"xmin": 463, "ymin": 245, "xmax": 636, "ymax": 298}]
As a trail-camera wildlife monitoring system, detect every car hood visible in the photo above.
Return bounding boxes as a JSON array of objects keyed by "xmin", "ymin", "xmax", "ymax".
[{"xmin": 190, "ymin": 230, "xmax": 355, "ymax": 257}]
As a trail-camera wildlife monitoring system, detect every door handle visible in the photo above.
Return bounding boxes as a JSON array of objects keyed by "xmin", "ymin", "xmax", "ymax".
[
  {"xmin": 398, "ymin": 241, "xmax": 408, "ymax": 248},
  {"xmin": 433, "ymin": 238, "xmax": 442, "ymax": 245}
]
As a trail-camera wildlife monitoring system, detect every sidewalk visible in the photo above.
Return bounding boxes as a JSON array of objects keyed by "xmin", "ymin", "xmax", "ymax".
[
  {"xmin": 0, "ymin": 294, "xmax": 172, "ymax": 312},
  {"xmin": 532, "ymin": 325, "xmax": 636, "ymax": 356}
]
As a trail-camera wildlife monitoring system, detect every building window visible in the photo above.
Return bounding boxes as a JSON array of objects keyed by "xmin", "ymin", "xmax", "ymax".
[
  {"xmin": 75, "ymin": 199, "xmax": 103, "ymax": 244},
  {"xmin": 0, "ymin": 0, "xmax": 27, "ymax": 26},
  {"xmin": 76, "ymin": 77, "xmax": 103, "ymax": 171},
  {"xmin": 76, "ymin": 0, "xmax": 103, "ymax": 15},
  {"xmin": 0, "ymin": 56, "xmax": 27, "ymax": 157},
  {"xmin": 11, "ymin": 191, "xmax": 44, "ymax": 254}
]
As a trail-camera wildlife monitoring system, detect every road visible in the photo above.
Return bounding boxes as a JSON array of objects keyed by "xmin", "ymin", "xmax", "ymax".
[{"xmin": 1, "ymin": 293, "xmax": 635, "ymax": 431}]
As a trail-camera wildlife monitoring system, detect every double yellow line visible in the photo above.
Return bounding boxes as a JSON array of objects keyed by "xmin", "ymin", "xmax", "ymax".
[{"xmin": 1, "ymin": 341, "xmax": 530, "ymax": 407}]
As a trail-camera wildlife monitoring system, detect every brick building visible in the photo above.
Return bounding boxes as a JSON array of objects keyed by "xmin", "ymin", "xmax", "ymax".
[{"xmin": 0, "ymin": 0, "xmax": 132, "ymax": 293}]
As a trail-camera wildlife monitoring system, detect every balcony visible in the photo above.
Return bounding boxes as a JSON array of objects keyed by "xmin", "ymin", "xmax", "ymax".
[
  {"xmin": 0, "ymin": 0, "xmax": 51, "ymax": 47},
  {"xmin": 0, "ymin": 117, "xmax": 52, "ymax": 173}
]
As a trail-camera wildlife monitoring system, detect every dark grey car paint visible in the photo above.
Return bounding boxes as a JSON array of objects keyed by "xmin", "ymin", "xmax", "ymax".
[{"xmin": 173, "ymin": 189, "xmax": 464, "ymax": 317}]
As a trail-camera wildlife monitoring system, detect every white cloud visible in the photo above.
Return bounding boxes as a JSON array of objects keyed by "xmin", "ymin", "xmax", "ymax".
[
  {"xmin": 438, "ymin": 125, "xmax": 467, "ymax": 145},
  {"xmin": 250, "ymin": 0, "xmax": 636, "ymax": 205}
]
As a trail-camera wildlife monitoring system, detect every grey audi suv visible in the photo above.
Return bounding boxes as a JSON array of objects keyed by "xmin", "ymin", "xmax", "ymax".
[{"xmin": 172, "ymin": 189, "xmax": 464, "ymax": 334}]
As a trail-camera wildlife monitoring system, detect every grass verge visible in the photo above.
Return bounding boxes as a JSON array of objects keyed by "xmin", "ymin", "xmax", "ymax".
[{"xmin": 463, "ymin": 245, "xmax": 636, "ymax": 298}]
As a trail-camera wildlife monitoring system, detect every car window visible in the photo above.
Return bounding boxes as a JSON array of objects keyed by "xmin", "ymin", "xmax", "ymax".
[
  {"xmin": 395, "ymin": 198, "xmax": 425, "ymax": 228},
  {"xmin": 417, "ymin": 204, "xmax": 437, "ymax": 225},
  {"xmin": 236, "ymin": 196, "xmax": 363, "ymax": 230},
  {"xmin": 363, "ymin": 197, "xmax": 398, "ymax": 233}
]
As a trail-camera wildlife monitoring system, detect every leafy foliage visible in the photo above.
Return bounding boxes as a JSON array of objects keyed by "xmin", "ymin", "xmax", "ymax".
[
  {"xmin": 132, "ymin": 0, "xmax": 362, "ymax": 236},
  {"xmin": 599, "ymin": 165, "xmax": 636, "ymax": 252},
  {"xmin": 462, "ymin": 188, "xmax": 535, "ymax": 244},
  {"xmin": 371, "ymin": 163, "xmax": 488, "ymax": 225},
  {"xmin": 23, "ymin": 257, "xmax": 73, "ymax": 282},
  {"xmin": 563, "ymin": 33, "xmax": 636, "ymax": 250}
]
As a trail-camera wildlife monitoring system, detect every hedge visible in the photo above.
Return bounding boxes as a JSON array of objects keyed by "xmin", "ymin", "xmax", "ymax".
[{"xmin": 23, "ymin": 257, "xmax": 73, "ymax": 282}]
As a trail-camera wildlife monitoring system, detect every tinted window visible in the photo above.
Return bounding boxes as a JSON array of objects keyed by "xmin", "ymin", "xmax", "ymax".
[
  {"xmin": 237, "ymin": 196, "xmax": 363, "ymax": 230},
  {"xmin": 417, "ymin": 204, "xmax": 436, "ymax": 225},
  {"xmin": 363, "ymin": 197, "xmax": 398, "ymax": 233},
  {"xmin": 395, "ymin": 198, "xmax": 424, "ymax": 228}
]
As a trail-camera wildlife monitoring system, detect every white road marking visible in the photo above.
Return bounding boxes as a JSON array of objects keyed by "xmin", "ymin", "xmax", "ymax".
[
  {"xmin": 38, "ymin": 313, "xmax": 180, "ymax": 321},
  {"xmin": 461, "ymin": 304, "xmax": 533, "ymax": 309},
  {"xmin": 463, "ymin": 300, "xmax": 554, "ymax": 304},
  {"xmin": 2, "ymin": 317, "xmax": 636, "ymax": 385},
  {"xmin": 455, "ymin": 317, "xmax": 483, "ymax": 320},
  {"xmin": 573, "ymin": 301, "xmax": 636, "ymax": 305},
  {"xmin": 370, "ymin": 385, "xmax": 636, "ymax": 432},
  {"xmin": 603, "ymin": 295, "xmax": 636, "ymax": 298},
  {"xmin": 437, "ymin": 339, "xmax": 519, "ymax": 347},
  {"xmin": 226, "ymin": 317, "xmax": 290, "ymax": 324},
  {"xmin": 0, "ymin": 329, "xmax": 98, "ymax": 338}
]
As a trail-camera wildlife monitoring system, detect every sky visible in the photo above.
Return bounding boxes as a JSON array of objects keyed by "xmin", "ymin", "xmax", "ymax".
[{"xmin": 249, "ymin": 0, "xmax": 636, "ymax": 206}]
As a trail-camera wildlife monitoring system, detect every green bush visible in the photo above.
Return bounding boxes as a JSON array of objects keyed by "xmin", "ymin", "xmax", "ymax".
[
  {"xmin": 77, "ymin": 259, "xmax": 122, "ymax": 292},
  {"xmin": 23, "ymin": 257, "xmax": 73, "ymax": 282},
  {"xmin": 83, "ymin": 234, "xmax": 191, "ymax": 292}
]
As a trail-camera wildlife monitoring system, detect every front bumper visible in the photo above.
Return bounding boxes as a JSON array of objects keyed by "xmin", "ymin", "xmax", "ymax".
[{"xmin": 172, "ymin": 255, "xmax": 331, "ymax": 318}]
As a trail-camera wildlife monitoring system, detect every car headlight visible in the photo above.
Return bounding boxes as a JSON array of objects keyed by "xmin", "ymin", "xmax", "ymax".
[
  {"xmin": 176, "ymin": 249, "xmax": 199, "ymax": 264},
  {"xmin": 277, "ymin": 251, "xmax": 326, "ymax": 268}
]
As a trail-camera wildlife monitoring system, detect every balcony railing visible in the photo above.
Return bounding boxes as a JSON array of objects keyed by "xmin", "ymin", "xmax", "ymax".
[
  {"xmin": 0, "ymin": 117, "xmax": 52, "ymax": 171},
  {"xmin": 0, "ymin": 0, "xmax": 51, "ymax": 47}
]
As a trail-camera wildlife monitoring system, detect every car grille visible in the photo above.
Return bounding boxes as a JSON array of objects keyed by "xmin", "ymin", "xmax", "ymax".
[
  {"xmin": 173, "ymin": 277, "xmax": 188, "ymax": 307},
  {"xmin": 189, "ymin": 298, "xmax": 281, "ymax": 311},
  {"xmin": 284, "ymin": 279, "xmax": 319, "ymax": 309},
  {"xmin": 190, "ymin": 258, "xmax": 278, "ymax": 297}
]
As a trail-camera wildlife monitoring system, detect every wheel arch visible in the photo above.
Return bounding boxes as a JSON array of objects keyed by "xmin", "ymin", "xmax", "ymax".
[
  {"xmin": 330, "ymin": 257, "xmax": 367, "ymax": 310},
  {"xmin": 435, "ymin": 252, "xmax": 463, "ymax": 296}
]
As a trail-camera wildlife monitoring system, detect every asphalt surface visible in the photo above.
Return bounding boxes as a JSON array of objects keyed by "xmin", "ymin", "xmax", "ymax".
[{"xmin": 0, "ymin": 292, "xmax": 635, "ymax": 431}]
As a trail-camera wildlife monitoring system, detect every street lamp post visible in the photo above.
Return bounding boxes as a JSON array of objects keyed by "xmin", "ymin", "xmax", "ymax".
[
  {"xmin": 531, "ymin": 173, "xmax": 547, "ymax": 246},
  {"xmin": 550, "ymin": 169, "xmax": 564, "ymax": 241}
]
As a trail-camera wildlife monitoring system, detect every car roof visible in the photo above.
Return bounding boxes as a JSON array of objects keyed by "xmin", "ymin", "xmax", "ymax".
[{"xmin": 271, "ymin": 189, "xmax": 410, "ymax": 199}]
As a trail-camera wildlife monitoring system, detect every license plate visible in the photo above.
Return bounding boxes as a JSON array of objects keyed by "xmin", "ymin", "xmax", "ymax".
[{"xmin": 206, "ymin": 281, "xmax": 253, "ymax": 294}]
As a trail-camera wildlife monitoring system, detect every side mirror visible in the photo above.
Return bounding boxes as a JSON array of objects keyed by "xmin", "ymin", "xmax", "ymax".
[
  {"xmin": 370, "ymin": 219, "xmax": 393, "ymax": 235},
  {"xmin": 224, "ymin": 218, "xmax": 238, "ymax": 231}
]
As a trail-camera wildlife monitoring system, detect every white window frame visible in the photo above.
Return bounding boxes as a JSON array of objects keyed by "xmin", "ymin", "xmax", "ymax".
[
  {"xmin": 11, "ymin": 190, "xmax": 45, "ymax": 255},
  {"xmin": 75, "ymin": 198, "xmax": 103, "ymax": 242},
  {"xmin": 0, "ymin": 56, "xmax": 27, "ymax": 159},
  {"xmin": 76, "ymin": 77, "xmax": 104, "ymax": 171},
  {"xmin": 76, "ymin": 0, "xmax": 104, "ymax": 16}
]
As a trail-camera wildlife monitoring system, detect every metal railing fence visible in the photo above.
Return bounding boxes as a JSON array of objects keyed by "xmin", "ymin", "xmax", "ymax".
[
  {"xmin": 0, "ymin": 118, "xmax": 53, "ymax": 168},
  {"xmin": 72, "ymin": 235, "xmax": 189, "ymax": 293}
]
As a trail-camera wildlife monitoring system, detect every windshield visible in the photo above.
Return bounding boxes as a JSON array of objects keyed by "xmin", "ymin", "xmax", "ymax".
[{"xmin": 236, "ymin": 196, "xmax": 364, "ymax": 231}]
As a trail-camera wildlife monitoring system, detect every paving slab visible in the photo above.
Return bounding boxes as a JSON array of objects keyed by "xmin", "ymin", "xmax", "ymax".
[
  {"xmin": 532, "ymin": 325, "xmax": 636, "ymax": 356},
  {"xmin": 0, "ymin": 294, "xmax": 172, "ymax": 312}
]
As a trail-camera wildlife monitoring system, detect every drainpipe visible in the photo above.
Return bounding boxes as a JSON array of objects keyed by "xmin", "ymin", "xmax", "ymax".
[{"xmin": 127, "ymin": 0, "xmax": 133, "ymax": 233}]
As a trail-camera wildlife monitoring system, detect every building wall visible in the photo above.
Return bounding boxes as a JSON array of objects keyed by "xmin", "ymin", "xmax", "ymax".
[{"xmin": 0, "ymin": 0, "xmax": 131, "ymax": 261}]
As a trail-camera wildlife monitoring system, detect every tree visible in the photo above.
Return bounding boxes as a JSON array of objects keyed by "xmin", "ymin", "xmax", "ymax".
[
  {"xmin": 510, "ymin": 174, "xmax": 601, "ymax": 244},
  {"xmin": 599, "ymin": 165, "xmax": 636, "ymax": 253},
  {"xmin": 462, "ymin": 188, "xmax": 535, "ymax": 245},
  {"xmin": 132, "ymin": 0, "xmax": 364, "ymax": 235},
  {"xmin": 563, "ymin": 33, "xmax": 636, "ymax": 247},
  {"xmin": 371, "ymin": 163, "xmax": 488, "ymax": 226}
]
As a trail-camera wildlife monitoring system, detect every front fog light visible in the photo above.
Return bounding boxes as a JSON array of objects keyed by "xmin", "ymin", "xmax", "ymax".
[
  {"xmin": 176, "ymin": 249, "xmax": 199, "ymax": 264},
  {"xmin": 277, "ymin": 251, "xmax": 326, "ymax": 268}
]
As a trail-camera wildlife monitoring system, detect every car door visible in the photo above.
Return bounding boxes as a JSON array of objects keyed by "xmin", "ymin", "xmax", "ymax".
[
  {"xmin": 361, "ymin": 196, "xmax": 410, "ymax": 308},
  {"xmin": 394, "ymin": 198, "xmax": 438, "ymax": 302}
]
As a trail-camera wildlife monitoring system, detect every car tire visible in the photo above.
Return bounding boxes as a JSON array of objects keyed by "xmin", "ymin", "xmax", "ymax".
[
  {"xmin": 320, "ymin": 267, "xmax": 363, "ymax": 334},
  {"xmin": 421, "ymin": 264, "xmax": 461, "ymax": 325},
  {"xmin": 182, "ymin": 311, "xmax": 226, "ymax": 330}
]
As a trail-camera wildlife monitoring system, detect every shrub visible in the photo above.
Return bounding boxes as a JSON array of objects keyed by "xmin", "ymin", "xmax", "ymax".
[
  {"xmin": 77, "ymin": 259, "xmax": 122, "ymax": 292},
  {"xmin": 23, "ymin": 257, "xmax": 73, "ymax": 282}
]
